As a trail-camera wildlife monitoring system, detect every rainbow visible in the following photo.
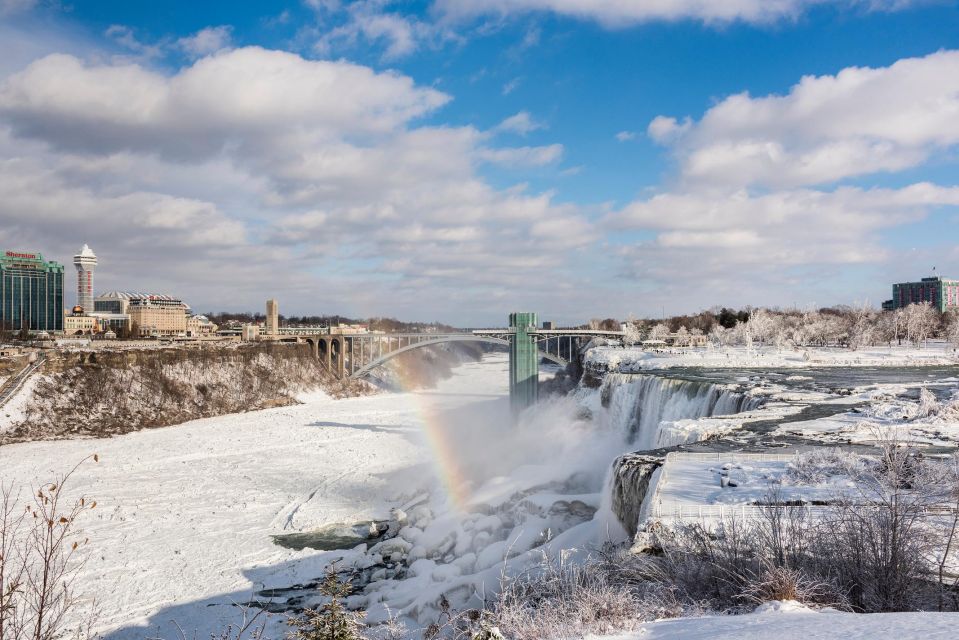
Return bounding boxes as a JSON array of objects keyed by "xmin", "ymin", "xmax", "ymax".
[{"xmin": 387, "ymin": 365, "xmax": 481, "ymax": 513}]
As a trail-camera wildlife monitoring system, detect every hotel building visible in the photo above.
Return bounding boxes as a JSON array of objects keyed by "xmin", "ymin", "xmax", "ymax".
[
  {"xmin": 0, "ymin": 250, "xmax": 64, "ymax": 333},
  {"xmin": 96, "ymin": 291, "xmax": 190, "ymax": 337},
  {"xmin": 888, "ymin": 276, "xmax": 959, "ymax": 313}
]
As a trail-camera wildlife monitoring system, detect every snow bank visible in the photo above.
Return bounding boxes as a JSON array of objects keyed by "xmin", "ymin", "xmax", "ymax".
[
  {"xmin": 596, "ymin": 604, "xmax": 957, "ymax": 640},
  {"xmin": 588, "ymin": 343, "xmax": 959, "ymax": 372}
]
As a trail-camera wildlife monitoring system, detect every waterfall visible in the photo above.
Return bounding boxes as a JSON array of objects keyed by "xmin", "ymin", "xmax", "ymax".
[
  {"xmin": 597, "ymin": 373, "xmax": 762, "ymax": 535},
  {"xmin": 600, "ymin": 373, "xmax": 761, "ymax": 449},
  {"xmin": 607, "ymin": 453, "xmax": 663, "ymax": 538}
]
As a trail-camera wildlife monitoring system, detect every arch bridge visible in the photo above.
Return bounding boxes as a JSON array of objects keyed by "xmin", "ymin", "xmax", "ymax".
[{"xmin": 300, "ymin": 313, "xmax": 623, "ymax": 415}]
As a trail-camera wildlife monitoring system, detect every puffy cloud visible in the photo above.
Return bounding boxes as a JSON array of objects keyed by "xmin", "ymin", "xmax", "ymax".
[
  {"xmin": 606, "ymin": 183, "xmax": 959, "ymax": 304},
  {"xmin": 494, "ymin": 111, "xmax": 545, "ymax": 136},
  {"xmin": 177, "ymin": 26, "xmax": 233, "ymax": 58},
  {"xmin": 433, "ymin": 0, "xmax": 922, "ymax": 27},
  {"xmin": 0, "ymin": 47, "xmax": 596, "ymax": 322},
  {"xmin": 0, "ymin": 48, "xmax": 450, "ymax": 160},
  {"xmin": 650, "ymin": 49, "xmax": 959, "ymax": 188},
  {"xmin": 615, "ymin": 131, "xmax": 636, "ymax": 142}
]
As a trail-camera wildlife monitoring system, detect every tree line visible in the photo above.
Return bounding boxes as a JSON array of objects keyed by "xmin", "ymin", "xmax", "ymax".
[{"xmin": 621, "ymin": 303, "xmax": 959, "ymax": 349}]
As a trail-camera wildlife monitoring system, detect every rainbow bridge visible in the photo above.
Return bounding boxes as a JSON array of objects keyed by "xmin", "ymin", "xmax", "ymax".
[{"xmin": 295, "ymin": 312, "xmax": 623, "ymax": 414}]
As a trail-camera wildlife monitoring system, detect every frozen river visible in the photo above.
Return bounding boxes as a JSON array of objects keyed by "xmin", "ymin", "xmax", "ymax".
[{"xmin": 0, "ymin": 355, "xmax": 517, "ymax": 638}]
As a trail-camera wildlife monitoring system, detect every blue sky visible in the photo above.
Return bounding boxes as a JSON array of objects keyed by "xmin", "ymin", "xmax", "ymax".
[{"xmin": 1, "ymin": 0, "xmax": 958, "ymax": 325}]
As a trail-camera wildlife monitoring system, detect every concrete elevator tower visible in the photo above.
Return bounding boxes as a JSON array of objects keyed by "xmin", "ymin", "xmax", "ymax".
[
  {"xmin": 266, "ymin": 298, "xmax": 279, "ymax": 335},
  {"xmin": 509, "ymin": 311, "xmax": 539, "ymax": 417},
  {"xmin": 72, "ymin": 244, "xmax": 97, "ymax": 313}
]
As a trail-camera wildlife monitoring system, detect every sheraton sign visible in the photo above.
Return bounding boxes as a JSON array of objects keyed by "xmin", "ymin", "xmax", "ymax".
[{"xmin": 4, "ymin": 251, "xmax": 38, "ymax": 259}]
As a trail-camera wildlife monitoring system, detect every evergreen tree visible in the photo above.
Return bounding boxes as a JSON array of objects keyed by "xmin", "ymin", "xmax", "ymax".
[{"xmin": 287, "ymin": 565, "xmax": 365, "ymax": 640}]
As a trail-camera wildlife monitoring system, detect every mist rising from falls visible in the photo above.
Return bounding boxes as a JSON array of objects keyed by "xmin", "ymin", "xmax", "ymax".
[
  {"xmin": 599, "ymin": 373, "xmax": 761, "ymax": 450},
  {"xmin": 294, "ymin": 364, "xmax": 765, "ymax": 624}
]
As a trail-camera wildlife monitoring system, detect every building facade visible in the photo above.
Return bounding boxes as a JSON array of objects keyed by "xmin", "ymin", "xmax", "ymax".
[
  {"xmin": 73, "ymin": 244, "xmax": 97, "ymax": 313},
  {"xmin": 0, "ymin": 250, "xmax": 64, "ymax": 333},
  {"xmin": 96, "ymin": 291, "xmax": 189, "ymax": 337},
  {"xmin": 186, "ymin": 314, "xmax": 218, "ymax": 336},
  {"xmin": 889, "ymin": 276, "xmax": 959, "ymax": 313},
  {"xmin": 64, "ymin": 313, "xmax": 99, "ymax": 335},
  {"xmin": 265, "ymin": 299, "xmax": 279, "ymax": 335}
]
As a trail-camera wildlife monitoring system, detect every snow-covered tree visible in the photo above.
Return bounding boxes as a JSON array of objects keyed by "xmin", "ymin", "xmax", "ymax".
[
  {"xmin": 708, "ymin": 324, "xmax": 732, "ymax": 347},
  {"xmin": 903, "ymin": 302, "xmax": 939, "ymax": 347},
  {"xmin": 945, "ymin": 311, "xmax": 959, "ymax": 347},
  {"xmin": 649, "ymin": 323, "xmax": 670, "ymax": 341},
  {"xmin": 622, "ymin": 321, "xmax": 642, "ymax": 346},
  {"xmin": 847, "ymin": 304, "xmax": 878, "ymax": 351}
]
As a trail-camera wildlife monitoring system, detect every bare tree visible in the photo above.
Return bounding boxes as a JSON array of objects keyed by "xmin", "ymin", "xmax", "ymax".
[{"xmin": 0, "ymin": 456, "xmax": 98, "ymax": 640}]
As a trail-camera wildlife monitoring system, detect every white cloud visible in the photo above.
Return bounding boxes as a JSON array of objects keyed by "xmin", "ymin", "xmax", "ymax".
[
  {"xmin": 0, "ymin": 48, "xmax": 450, "ymax": 158},
  {"xmin": 104, "ymin": 24, "xmax": 166, "ymax": 60},
  {"xmin": 177, "ymin": 26, "xmax": 233, "ymax": 58},
  {"xmin": 650, "ymin": 49, "xmax": 959, "ymax": 188},
  {"xmin": 0, "ymin": 47, "xmax": 595, "ymax": 322},
  {"xmin": 477, "ymin": 143, "xmax": 564, "ymax": 167},
  {"xmin": 311, "ymin": 0, "xmax": 459, "ymax": 60},
  {"xmin": 502, "ymin": 77, "xmax": 522, "ymax": 95},
  {"xmin": 646, "ymin": 115, "xmax": 690, "ymax": 143},
  {"xmin": 615, "ymin": 130, "xmax": 636, "ymax": 142},
  {"xmin": 433, "ymin": 0, "xmax": 924, "ymax": 27},
  {"xmin": 494, "ymin": 111, "xmax": 545, "ymax": 136},
  {"xmin": 606, "ymin": 183, "xmax": 959, "ymax": 302}
]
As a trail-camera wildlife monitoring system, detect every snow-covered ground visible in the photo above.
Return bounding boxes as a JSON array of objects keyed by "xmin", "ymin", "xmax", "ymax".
[
  {"xmin": 4, "ymin": 349, "xmax": 958, "ymax": 640},
  {"xmin": 645, "ymin": 452, "xmax": 860, "ymax": 522},
  {"xmin": 600, "ymin": 600, "xmax": 958, "ymax": 639},
  {"xmin": 0, "ymin": 371, "xmax": 41, "ymax": 433},
  {"xmin": 0, "ymin": 354, "xmax": 645, "ymax": 639},
  {"xmin": 775, "ymin": 384, "xmax": 959, "ymax": 447},
  {"xmin": 0, "ymin": 356, "xmax": 516, "ymax": 638},
  {"xmin": 588, "ymin": 342, "xmax": 959, "ymax": 372}
]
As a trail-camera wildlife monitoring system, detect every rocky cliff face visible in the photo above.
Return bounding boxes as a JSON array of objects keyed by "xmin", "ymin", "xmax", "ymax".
[
  {"xmin": 2, "ymin": 343, "xmax": 360, "ymax": 444},
  {"xmin": 2, "ymin": 341, "xmax": 490, "ymax": 445}
]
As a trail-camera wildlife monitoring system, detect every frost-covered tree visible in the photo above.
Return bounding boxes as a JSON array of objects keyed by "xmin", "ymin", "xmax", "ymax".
[
  {"xmin": 708, "ymin": 324, "xmax": 732, "ymax": 347},
  {"xmin": 733, "ymin": 320, "xmax": 753, "ymax": 349},
  {"xmin": 944, "ymin": 310, "xmax": 959, "ymax": 347},
  {"xmin": 846, "ymin": 304, "xmax": 878, "ymax": 351},
  {"xmin": 903, "ymin": 302, "xmax": 939, "ymax": 347},
  {"xmin": 649, "ymin": 323, "xmax": 670, "ymax": 341},
  {"xmin": 746, "ymin": 309, "xmax": 775, "ymax": 346},
  {"xmin": 622, "ymin": 321, "xmax": 642, "ymax": 346}
]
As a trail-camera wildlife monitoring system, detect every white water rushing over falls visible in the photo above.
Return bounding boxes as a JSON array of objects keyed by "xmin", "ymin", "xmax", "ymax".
[
  {"xmin": 319, "ymin": 367, "xmax": 763, "ymax": 626},
  {"xmin": 599, "ymin": 372, "xmax": 764, "ymax": 450}
]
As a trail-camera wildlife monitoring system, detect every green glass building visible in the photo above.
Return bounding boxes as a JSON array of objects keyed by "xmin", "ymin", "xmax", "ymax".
[{"xmin": 0, "ymin": 250, "xmax": 64, "ymax": 333}]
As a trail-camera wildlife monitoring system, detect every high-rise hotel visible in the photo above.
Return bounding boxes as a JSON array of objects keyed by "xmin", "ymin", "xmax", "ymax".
[
  {"xmin": 73, "ymin": 243, "xmax": 97, "ymax": 313},
  {"xmin": 0, "ymin": 250, "xmax": 64, "ymax": 333}
]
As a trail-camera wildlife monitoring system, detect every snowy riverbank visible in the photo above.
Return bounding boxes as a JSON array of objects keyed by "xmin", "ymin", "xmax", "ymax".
[{"xmin": 587, "ymin": 342, "xmax": 959, "ymax": 372}]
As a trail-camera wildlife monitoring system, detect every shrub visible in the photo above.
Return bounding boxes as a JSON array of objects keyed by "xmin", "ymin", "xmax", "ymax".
[{"xmin": 287, "ymin": 565, "xmax": 366, "ymax": 640}]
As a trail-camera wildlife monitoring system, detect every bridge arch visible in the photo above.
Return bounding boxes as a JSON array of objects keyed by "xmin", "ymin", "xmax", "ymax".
[{"xmin": 350, "ymin": 335, "xmax": 566, "ymax": 379}]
